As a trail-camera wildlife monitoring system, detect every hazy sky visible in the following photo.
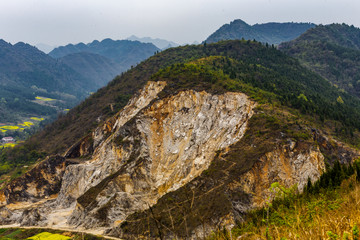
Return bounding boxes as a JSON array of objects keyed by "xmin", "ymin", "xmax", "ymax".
[{"xmin": 0, "ymin": 0, "xmax": 359, "ymax": 46}]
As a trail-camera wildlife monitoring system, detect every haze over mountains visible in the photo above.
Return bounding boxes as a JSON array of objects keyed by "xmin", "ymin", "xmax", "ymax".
[
  {"xmin": 0, "ymin": 40, "xmax": 88, "ymax": 123},
  {"xmin": 126, "ymin": 35, "xmax": 179, "ymax": 49},
  {"xmin": 206, "ymin": 19, "xmax": 316, "ymax": 44},
  {"xmin": 0, "ymin": 38, "xmax": 160, "ymax": 124}
]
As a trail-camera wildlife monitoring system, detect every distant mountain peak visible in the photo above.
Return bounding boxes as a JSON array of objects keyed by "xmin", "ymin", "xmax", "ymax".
[
  {"xmin": 0, "ymin": 39, "xmax": 11, "ymax": 47},
  {"xmin": 230, "ymin": 19, "xmax": 250, "ymax": 26},
  {"xmin": 205, "ymin": 19, "xmax": 316, "ymax": 44},
  {"xmin": 126, "ymin": 35, "xmax": 179, "ymax": 49}
]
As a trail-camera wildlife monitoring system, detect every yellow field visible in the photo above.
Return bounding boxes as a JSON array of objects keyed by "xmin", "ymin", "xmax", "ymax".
[
  {"xmin": 27, "ymin": 232, "xmax": 71, "ymax": 240},
  {"xmin": 1, "ymin": 143, "xmax": 17, "ymax": 148},
  {"xmin": 35, "ymin": 96, "xmax": 56, "ymax": 101},
  {"xmin": 0, "ymin": 125, "xmax": 20, "ymax": 131},
  {"xmin": 30, "ymin": 117, "xmax": 44, "ymax": 121},
  {"xmin": 0, "ymin": 117, "xmax": 44, "ymax": 133},
  {"xmin": 18, "ymin": 122, "xmax": 34, "ymax": 127}
]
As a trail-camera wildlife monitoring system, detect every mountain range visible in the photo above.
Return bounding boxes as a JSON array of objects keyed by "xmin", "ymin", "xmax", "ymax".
[
  {"xmin": 49, "ymin": 38, "xmax": 159, "ymax": 66},
  {"xmin": 0, "ymin": 40, "xmax": 88, "ymax": 123},
  {"xmin": 0, "ymin": 38, "xmax": 160, "ymax": 125},
  {"xmin": 205, "ymin": 19, "xmax": 316, "ymax": 44}
]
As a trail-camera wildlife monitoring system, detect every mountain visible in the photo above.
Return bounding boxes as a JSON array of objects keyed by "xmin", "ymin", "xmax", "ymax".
[
  {"xmin": 49, "ymin": 38, "xmax": 160, "ymax": 70},
  {"xmin": 0, "ymin": 40, "xmax": 94, "ymax": 123},
  {"xmin": 59, "ymin": 52, "xmax": 124, "ymax": 89},
  {"xmin": 279, "ymin": 23, "xmax": 360, "ymax": 98},
  {"xmin": 126, "ymin": 35, "xmax": 179, "ymax": 49},
  {"xmin": 1, "ymin": 40, "xmax": 360, "ymax": 239},
  {"xmin": 205, "ymin": 19, "xmax": 316, "ymax": 44}
]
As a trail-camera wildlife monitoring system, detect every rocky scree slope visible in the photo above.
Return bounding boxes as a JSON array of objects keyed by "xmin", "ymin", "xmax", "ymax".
[{"xmin": 1, "ymin": 40, "xmax": 360, "ymax": 238}]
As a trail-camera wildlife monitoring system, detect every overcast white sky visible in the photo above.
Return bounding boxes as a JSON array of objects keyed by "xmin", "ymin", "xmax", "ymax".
[{"xmin": 0, "ymin": 0, "xmax": 359, "ymax": 46}]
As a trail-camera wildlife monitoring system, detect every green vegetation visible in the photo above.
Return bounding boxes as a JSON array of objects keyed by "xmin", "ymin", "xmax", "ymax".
[
  {"xmin": 0, "ymin": 228, "xmax": 110, "ymax": 240},
  {"xmin": 153, "ymin": 53, "xmax": 360, "ymax": 141},
  {"xmin": 0, "ymin": 118, "xmax": 46, "ymax": 150},
  {"xmin": 280, "ymin": 23, "xmax": 360, "ymax": 99},
  {"xmin": 0, "ymin": 40, "xmax": 91, "ymax": 123},
  {"xmin": 208, "ymin": 160, "xmax": 360, "ymax": 239}
]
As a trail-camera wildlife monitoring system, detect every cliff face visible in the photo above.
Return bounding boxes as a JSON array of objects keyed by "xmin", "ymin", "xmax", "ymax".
[
  {"xmin": 68, "ymin": 82, "xmax": 256, "ymax": 229},
  {"xmin": 0, "ymin": 80, "xmax": 358, "ymax": 239},
  {"xmin": 239, "ymin": 142, "xmax": 325, "ymax": 207}
]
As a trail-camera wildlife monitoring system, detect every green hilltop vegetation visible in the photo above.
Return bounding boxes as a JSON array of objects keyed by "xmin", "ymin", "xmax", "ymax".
[
  {"xmin": 279, "ymin": 23, "xmax": 360, "ymax": 98},
  {"xmin": 205, "ymin": 19, "xmax": 315, "ymax": 44}
]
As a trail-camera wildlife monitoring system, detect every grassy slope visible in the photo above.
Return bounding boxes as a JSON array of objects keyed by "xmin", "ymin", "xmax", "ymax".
[{"xmin": 209, "ymin": 168, "xmax": 360, "ymax": 240}]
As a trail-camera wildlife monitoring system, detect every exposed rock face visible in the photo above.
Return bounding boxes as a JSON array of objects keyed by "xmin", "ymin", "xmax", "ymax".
[
  {"xmin": 68, "ymin": 85, "xmax": 256, "ymax": 228},
  {"xmin": 239, "ymin": 142, "xmax": 325, "ymax": 207},
  {"xmin": 0, "ymin": 155, "xmax": 70, "ymax": 205}
]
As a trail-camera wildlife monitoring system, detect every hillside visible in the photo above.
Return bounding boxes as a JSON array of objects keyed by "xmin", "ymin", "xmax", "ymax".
[
  {"xmin": 205, "ymin": 19, "xmax": 315, "ymax": 44},
  {"xmin": 0, "ymin": 40, "xmax": 92, "ymax": 124},
  {"xmin": 59, "ymin": 52, "xmax": 124, "ymax": 90},
  {"xmin": 49, "ymin": 38, "xmax": 160, "ymax": 70},
  {"xmin": 1, "ymin": 40, "xmax": 360, "ymax": 239},
  {"xmin": 279, "ymin": 23, "xmax": 360, "ymax": 98}
]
